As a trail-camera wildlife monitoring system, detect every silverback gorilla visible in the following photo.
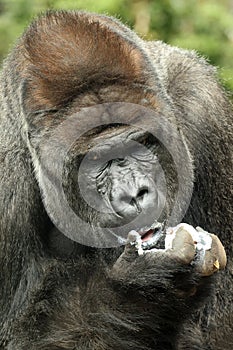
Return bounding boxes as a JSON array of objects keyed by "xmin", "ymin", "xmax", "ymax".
[{"xmin": 0, "ymin": 10, "xmax": 232, "ymax": 350}]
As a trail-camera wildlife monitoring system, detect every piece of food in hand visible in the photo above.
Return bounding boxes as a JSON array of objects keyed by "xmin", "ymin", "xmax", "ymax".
[{"xmin": 165, "ymin": 223, "xmax": 227, "ymax": 275}]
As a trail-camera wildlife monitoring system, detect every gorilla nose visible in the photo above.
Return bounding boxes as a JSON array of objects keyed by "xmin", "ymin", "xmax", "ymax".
[
  {"xmin": 122, "ymin": 187, "xmax": 149, "ymax": 212},
  {"xmin": 111, "ymin": 183, "xmax": 157, "ymax": 218}
]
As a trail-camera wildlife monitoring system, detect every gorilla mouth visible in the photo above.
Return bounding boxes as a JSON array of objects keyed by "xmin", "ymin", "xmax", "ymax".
[
  {"xmin": 141, "ymin": 229, "xmax": 154, "ymax": 242},
  {"xmin": 139, "ymin": 222, "xmax": 165, "ymax": 249}
]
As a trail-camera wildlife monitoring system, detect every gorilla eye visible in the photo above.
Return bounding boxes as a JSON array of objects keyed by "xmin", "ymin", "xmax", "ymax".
[
  {"xmin": 116, "ymin": 158, "xmax": 127, "ymax": 166},
  {"xmin": 112, "ymin": 158, "xmax": 125, "ymax": 165}
]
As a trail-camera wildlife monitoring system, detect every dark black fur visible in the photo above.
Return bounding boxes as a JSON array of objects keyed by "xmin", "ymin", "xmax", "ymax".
[{"xmin": 0, "ymin": 10, "xmax": 232, "ymax": 350}]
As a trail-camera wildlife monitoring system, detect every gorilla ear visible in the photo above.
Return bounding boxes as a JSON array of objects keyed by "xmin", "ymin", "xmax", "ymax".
[{"xmin": 22, "ymin": 11, "xmax": 149, "ymax": 111}]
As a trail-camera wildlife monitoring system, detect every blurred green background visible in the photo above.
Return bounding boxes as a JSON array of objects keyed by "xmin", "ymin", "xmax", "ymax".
[{"xmin": 0, "ymin": 0, "xmax": 232, "ymax": 93}]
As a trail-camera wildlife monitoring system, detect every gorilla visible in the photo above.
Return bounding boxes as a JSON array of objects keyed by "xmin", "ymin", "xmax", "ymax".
[{"xmin": 0, "ymin": 10, "xmax": 232, "ymax": 350}]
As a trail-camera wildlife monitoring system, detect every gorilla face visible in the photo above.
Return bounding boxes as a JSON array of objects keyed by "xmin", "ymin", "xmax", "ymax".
[
  {"xmin": 26, "ymin": 103, "xmax": 193, "ymax": 249},
  {"xmin": 93, "ymin": 142, "xmax": 164, "ymax": 221},
  {"xmin": 75, "ymin": 128, "xmax": 167, "ymax": 227}
]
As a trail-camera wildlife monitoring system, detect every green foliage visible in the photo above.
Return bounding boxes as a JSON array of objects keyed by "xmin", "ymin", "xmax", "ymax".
[{"xmin": 0, "ymin": 0, "xmax": 232, "ymax": 93}]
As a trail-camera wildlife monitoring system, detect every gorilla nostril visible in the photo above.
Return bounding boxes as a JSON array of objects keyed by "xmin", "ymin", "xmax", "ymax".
[
  {"xmin": 121, "ymin": 188, "xmax": 148, "ymax": 206},
  {"xmin": 110, "ymin": 184, "xmax": 154, "ymax": 218},
  {"xmin": 137, "ymin": 188, "xmax": 149, "ymax": 200}
]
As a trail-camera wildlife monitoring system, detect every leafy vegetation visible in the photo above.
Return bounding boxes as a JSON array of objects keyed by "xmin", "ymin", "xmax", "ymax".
[{"xmin": 0, "ymin": 0, "xmax": 232, "ymax": 93}]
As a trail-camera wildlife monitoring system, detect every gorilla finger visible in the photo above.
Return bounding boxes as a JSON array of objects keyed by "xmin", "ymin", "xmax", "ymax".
[
  {"xmin": 166, "ymin": 227, "xmax": 196, "ymax": 265},
  {"xmin": 123, "ymin": 230, "xmax": 144, "ymax": 257},
  {"xmin": 195, "ymin": 234, "xmax": 227, "ymax": 276}
]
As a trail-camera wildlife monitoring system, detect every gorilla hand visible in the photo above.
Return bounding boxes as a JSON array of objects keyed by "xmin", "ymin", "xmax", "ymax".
[
  {"xmin": 162, "ymin": 224, "xmax": 227, "ymax": 276},
  {"xmin": 108, "ymin": 223, "xmax": 226, "ymax": 296}
]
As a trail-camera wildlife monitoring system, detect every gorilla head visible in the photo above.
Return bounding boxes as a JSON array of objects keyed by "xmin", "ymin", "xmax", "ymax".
[{"xmin": 18, "ymin": 12, "xmax": 195, "ymax": 249}]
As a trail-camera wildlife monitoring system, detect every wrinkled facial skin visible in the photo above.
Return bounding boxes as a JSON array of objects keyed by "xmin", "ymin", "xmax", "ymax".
[
  {"xmin": 97, "ymin": 154, "xmax": 160, "ymax": 220},
  {"xmin": 79, "ymin": 139, "xmax": 166, "ymax": 226}
]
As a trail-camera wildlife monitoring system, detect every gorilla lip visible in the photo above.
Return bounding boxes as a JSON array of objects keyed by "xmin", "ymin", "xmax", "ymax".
[
  {"xmin": 138, "ymin": 222, "xmax": 165, "ymax": 248},
  {"xmin": 141, "ymin": 229, "xmax": 154, "ymax": 242}
]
